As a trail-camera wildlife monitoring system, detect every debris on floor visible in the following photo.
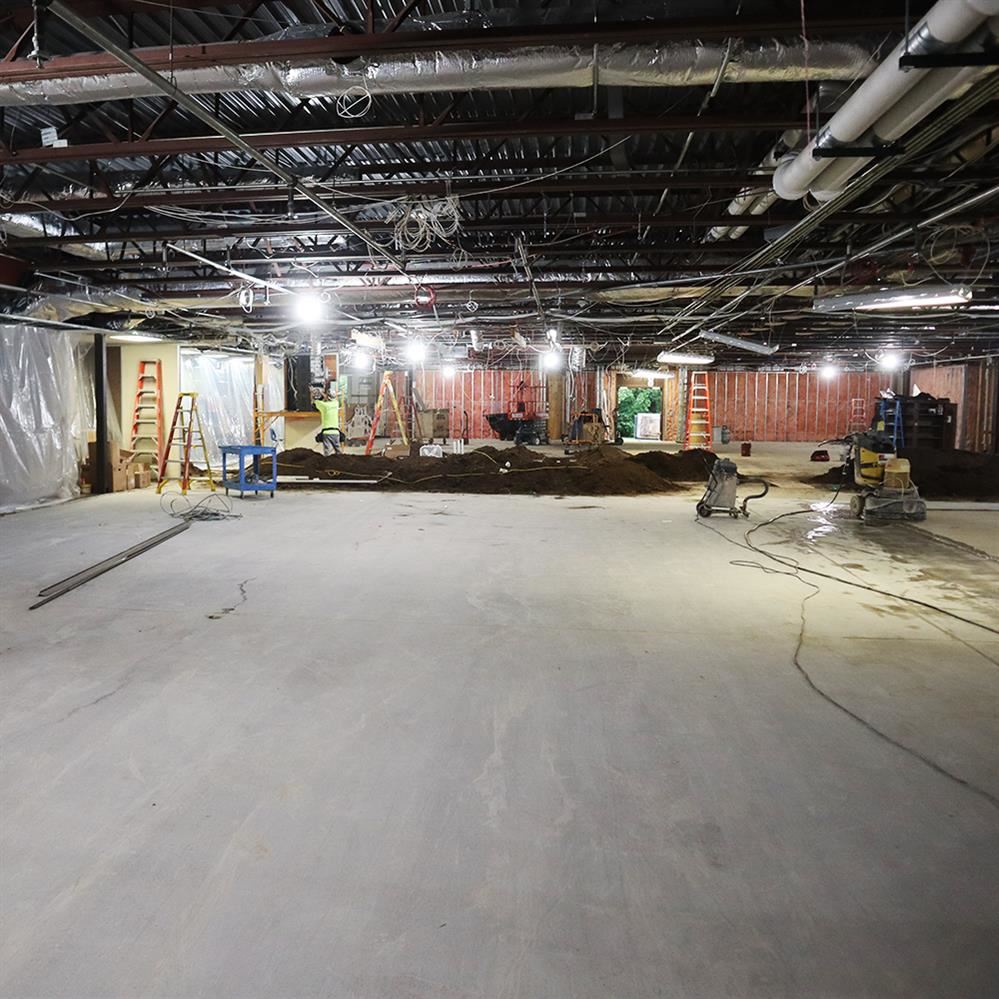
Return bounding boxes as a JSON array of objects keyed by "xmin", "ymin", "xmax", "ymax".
[
  {"xmin": 807, "ymin": 447, "xmax": 999, "ymax": 500},
  {"xmin": 264, "ymin": 444, "xmax": 718, "ymax": 496}
]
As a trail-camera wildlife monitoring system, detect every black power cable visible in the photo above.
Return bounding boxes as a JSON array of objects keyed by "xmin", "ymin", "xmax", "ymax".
[{"xmin": 697, "ymin": 508, "xmax": 999, "ymax": 810}]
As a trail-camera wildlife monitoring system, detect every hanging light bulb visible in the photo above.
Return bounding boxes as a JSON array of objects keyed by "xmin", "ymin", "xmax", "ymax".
[
  {"xmin": 292, "ymin": 292, "xmax": 324, "ymax": 325},
  {"xmin": 543, "ymin": 350, "xmax": 563, "ymax": 370},
  {"xmin": 405, "ymin": 340, "xmax": 427, "ymax": 364}
]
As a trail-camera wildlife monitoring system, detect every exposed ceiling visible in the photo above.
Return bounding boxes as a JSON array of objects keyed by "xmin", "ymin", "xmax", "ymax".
[{"xmin": 0, "ymin": 0, "xmax": 997, "ymax": 371}]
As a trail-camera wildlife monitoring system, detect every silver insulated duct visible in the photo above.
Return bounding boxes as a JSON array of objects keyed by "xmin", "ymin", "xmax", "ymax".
[
  {"xmin": 1, "ymin": 213, "xmax": 107, "ymax": 260},
  {"xmin": 0, "ymin": 41, "xmax": 878, "ymax": 107}
]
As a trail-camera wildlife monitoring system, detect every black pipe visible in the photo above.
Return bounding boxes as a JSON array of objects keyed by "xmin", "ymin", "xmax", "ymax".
[{"xmin": 93, "ymin": 333, "xmax": 109, "ymax": 495}]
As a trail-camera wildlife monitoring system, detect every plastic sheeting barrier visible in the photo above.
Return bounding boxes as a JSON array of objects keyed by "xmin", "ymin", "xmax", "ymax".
[
  {"xmin": 179, "ymin": 349, "xmax": 255, "ymax": 466},
  {"xmin": 263, "ymin": 357, "xmax": 286, "ymax": 448},
  {"xmin": 0, "ymin": 326, "xmax": 81, "ymax": 513}
]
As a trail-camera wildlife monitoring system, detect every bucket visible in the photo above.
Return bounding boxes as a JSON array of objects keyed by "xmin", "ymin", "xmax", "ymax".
[{"xmin": 740, "ymin": 441, "xmax": 752, "ymax": 457}]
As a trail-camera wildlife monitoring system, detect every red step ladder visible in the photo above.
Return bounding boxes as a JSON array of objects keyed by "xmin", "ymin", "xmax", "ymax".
[
  {"xmin": 130, "ymin": 360, "xmax": 164, "ymax": 472},
  {"xmin": 684, "ymin": 371, "xmax": 712, "ymax": 450}
]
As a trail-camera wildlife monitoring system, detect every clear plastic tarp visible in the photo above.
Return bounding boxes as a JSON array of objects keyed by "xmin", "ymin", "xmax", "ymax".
[
  {"xmin": 0, "ymin": 325, "xmax": 81, "ymax": 513},
  {"xmin": 179, "ymin": 349, "xmax": 255, "ymax": 467},
  {"xmin": 71, "ymin": 338, "xmax": 120, "ymax": 447},
  {"xmin": 263, "ymin": 357, "xmax": 286, "ymax": 448}
]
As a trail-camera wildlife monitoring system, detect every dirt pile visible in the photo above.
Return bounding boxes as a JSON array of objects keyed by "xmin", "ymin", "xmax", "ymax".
[
  {"xmin": 809, "ymin": 465, "xmax": 857, "ymax": 489},
  {"xmin": 807, "ymin": 448, "xmax": 999, "ymax": 499},
  {"xmin": 264, "ymin": 444, "xmax": 690, "ymax": 495},
  {"xmin": 628, "ymin": 448, "xmax": 717, "ymax": 482}
]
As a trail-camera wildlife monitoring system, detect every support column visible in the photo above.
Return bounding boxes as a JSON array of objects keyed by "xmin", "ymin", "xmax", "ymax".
[
  {"xmin": 547, "ymin": 373, "xmax": 565, "ymax": 441},
  {"xmin": 93, "ymin": 333, "xmax": 109, "ymax": 494}
]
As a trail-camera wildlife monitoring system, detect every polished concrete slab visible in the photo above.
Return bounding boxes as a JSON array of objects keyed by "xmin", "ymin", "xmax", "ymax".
[{"xmin": 2, "ymin": 489, "xmax": 997, "ymax": 998}]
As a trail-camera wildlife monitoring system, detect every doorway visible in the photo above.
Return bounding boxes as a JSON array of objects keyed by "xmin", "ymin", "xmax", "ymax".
[{"xmin": 616, "ymin": 385, "xmax": 663, "ymax": 439}]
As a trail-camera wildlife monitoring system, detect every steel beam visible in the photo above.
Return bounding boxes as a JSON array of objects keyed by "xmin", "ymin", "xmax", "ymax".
[
  {"xmin": 8, "ymin": 211, "xmax": 983, "ymax": 248},
  {"xmin": 0, "ymin": 13, "xmax": 916, "ymax": 85},
  {"xmin": 19, "ymin": 175, "xmax": 772, "ymax": 213},
  {"xmin": 27, "ymin": 239, "xmax": 950, "ymax": 271},
  {"xmin": 42, "ymin": 0, "xmax": 406, "ymax": 271},
  {"xmin": 22, "ymin": 167, "xmax": 978, "ymax": 215},
  {"xmin": 0, "ymin": 114, "xmax": 805, "ymax": 165}
]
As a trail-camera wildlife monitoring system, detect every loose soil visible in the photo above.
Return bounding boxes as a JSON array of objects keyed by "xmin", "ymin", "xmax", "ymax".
[
  {"xmin": 264, "ymin": 444, "xmax": 717, "ymax": 496},
  {"xmin": 807, "ymin": 447, "xmax": 999, "ymax": 500}
]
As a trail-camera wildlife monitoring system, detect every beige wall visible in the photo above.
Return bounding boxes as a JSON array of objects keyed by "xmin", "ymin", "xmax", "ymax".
[
  {"xmin": 284, "ymin": 414, "xmax": 324, "ymax": 452},
  {"xmin": 117, "ymin": 342, "xmax": 180, "ymax": 446}
]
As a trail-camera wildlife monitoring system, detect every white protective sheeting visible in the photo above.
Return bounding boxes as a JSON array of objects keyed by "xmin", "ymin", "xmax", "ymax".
[
  {"xmin": 71, "ymin": 339, "xmax": 120, "ymax": 446},
  {"xmin": 0, "ymin": 326, "xmax": 81, "ymax": 513},
  {"xmin": 179, "ymin": 349, "xmax": 255, "ymax": 467},
  {"xmin": 263, "ymin": 357, "xmax": 286, "ymax": 449}
]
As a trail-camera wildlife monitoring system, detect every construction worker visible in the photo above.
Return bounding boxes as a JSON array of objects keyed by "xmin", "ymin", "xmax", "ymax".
[{"xmin": 314, "ymin": 387, "xmax": 341, "ymax": 456}]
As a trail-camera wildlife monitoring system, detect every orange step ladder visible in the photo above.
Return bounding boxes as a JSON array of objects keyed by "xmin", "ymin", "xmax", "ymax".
[
  {"xmin": 157, "ymin": 392, "xmax": 216, "ymax": 494},
  {"xmin": 684, "ymin": 371, "xmax": 712, "ymax": 449},
  {"xmin": 130, "ymin": 360, "xmax": 164, "ymax": 473},
  {"xmin": 364, "ymin": 372, "xmax": 410, "ymax": 455},
  {"xmin": 849, "ymin": 397, "xmax": 868, "ymax": 432}
]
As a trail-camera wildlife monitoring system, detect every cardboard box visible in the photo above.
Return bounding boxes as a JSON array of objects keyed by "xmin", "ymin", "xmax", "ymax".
[
  {"xmin": 87, "ymin": 438, "xmax": 121, "ymax": 470},
  {"xmin": 131, "ymin": 465, "xmax": 151, "ymax": 489},
  {"xmin": 81, "ymin": 461, "xmax": 129, "ymax": 492},
  {"xmin": 109, "ymin": 465, "xmax": 128, "ymax": 492}
]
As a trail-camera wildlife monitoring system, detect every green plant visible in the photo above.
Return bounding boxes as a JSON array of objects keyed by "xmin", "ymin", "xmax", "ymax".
[{"xmin": 616, "ymin": 386, "xmax": 662, "ymax": 437}]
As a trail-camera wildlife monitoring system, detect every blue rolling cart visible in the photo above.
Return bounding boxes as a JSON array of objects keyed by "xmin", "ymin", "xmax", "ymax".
[{"xmin": 220, "ymin": 444, "xmax": 277, "ymax": 498}]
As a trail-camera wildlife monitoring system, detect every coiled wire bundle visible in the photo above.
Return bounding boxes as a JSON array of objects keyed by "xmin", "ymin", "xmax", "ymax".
[{"xmin": 391, "ymin": 195, "xmax": 463, "ymax": 251}]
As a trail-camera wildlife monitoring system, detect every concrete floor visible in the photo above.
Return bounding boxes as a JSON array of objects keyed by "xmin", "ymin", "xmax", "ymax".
[{"xmin": 2, "ymin": 487, "xmax": 998, "ymax": 998}]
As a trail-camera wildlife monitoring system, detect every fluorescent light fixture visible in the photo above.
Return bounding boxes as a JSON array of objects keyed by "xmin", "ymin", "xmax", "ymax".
[
  {"xmin": 820, "ymin": 364, "xmax": 838, "ymax": 380},
  {"xmin": 698, "ymin": 330, "xmax": 778, "ymax": 355},
  {"xmin": 878, "ymin": 352, "xmax": 903, "ymax": 371},
  {"xmin": 656, "ymin": 350, "xmax": 714, "ymax": 365},
  {"xmin": 108, "ymin": 332, "xmax": 164, "ymax": 343},
  {"xmin": 292, "ymin": 292, "xmax": 325, "ymax": 324},
  {"xmin": 351, "ymin": 351, "xmax": 372, "ymax": 371},
  {"xmin": 543, "ymin": 349, "xmax": 564, "ymax": 370},
  {"xmin": 631, "ymin": 368, "xmax": 674, "ymax": 380},
  {"xmin": 405, "ymin": 340, "xmax": 427, "ymax": 364},
  {"xmin": 812, "ymin": 284, "xmax": 972, "ymax": 313},
  {"xmin": 350, "ymin": 329, "xmax": 384, "ymax": 350},
  {"xmin": 442, "ymin": 363, "xmax": 457, "ymax": 378}
]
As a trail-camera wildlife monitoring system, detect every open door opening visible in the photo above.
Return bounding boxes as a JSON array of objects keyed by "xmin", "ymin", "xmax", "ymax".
[{"xmin": 617, "ymin": 385, "xmax": 663, "ymax": 440}]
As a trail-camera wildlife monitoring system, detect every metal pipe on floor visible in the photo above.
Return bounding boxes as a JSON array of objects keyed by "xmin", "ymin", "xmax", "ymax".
[{"xmin": 30, "ymin": 522, "xmax": 191, "ymax": 610}]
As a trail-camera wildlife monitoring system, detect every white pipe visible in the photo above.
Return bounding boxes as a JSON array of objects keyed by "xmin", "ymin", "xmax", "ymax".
[
  {"xmin": 726, "ymin": 190, "xmax": 780, "ymax": 240},
  {"xmin": 0, "ymin": 41, "xmax": 877, "ymax": 108},
  {"xmin": 706, "ymin": 127, "xmax": 802, "ymax": 240},
  {"xmin": 811, "ymin": 18, "xmax": 999, "ymax": 201},
  {"xmin": 773, "ymin": 0, "xmax": 999, "ymax": 201}
]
